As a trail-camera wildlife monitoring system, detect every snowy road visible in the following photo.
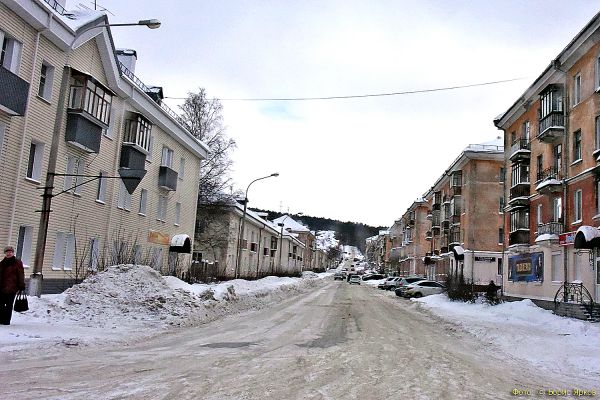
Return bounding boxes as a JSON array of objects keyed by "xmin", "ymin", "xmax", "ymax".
[{"xmin": 0, "ymin": 281, "xmax": 589, "ymax": 400}]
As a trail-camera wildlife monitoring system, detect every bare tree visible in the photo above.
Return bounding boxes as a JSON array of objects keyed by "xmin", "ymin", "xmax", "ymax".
[{"xmin": 178, "ymin": 88, "xmax": 238, "ymax": 203}]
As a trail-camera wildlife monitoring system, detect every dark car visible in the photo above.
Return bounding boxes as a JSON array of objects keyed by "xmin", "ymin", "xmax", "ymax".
[
  {"xmin": 395, "ymin": 277, "xmax": 427, "ymax": 297},
  {"xmin": 362, "ymin": 273, "xmax": 385, "ymax": 281},
  {"xmin": 333, "ymin": 272, "xmax": 345, "ymax": 281}
]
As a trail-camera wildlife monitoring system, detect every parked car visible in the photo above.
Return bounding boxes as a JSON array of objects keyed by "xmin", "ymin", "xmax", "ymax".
[
  {"xmin": 333, "ymin": 272, "xmax": 345, "ymax": 281},
  {"xmin": 394, "ymin": 277, "xmax": 427, "ymax": 297},
  {"xmin": 362, "ymin": 273, "xmax": 385, "ymax": 281},
  {"xmin": 348, "ymin": 275, "xmax": 361, "ymax": 285},
  {"xmin": 379, "ymin": 277, "xmax": 402, "ymax": 290},
  {"xmin": 402, "ymin": 280, "xmax": 446, "ymax": 298}
]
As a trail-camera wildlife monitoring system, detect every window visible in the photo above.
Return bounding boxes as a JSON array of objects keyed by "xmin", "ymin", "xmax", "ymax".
[
  {"xmin": 574, "ymin": 190, "xmax": 582, "ymax": 222},
  {"xmin": 511, "ymin": 163, "xmax": 529, "ymax": 186},
  {"xmin": 597, "ymin": 180, "xmax": 600, "ymax": 215},
  {"xmin": 450, "ymin": 171, "xmax": 462, "ymax": 187},
  {"xmin": 117, "ymin": 180, "xmax": 132, "ymax": 211},
  {"xmin": 499, "ymin": 196, "xmax": 505, "ymax": 213},
  {"xmin": 16, "ymin": 225, "xmax": 32, "ymax": 268},
  {"xmin": 573, "ymin": 130, "xmax": 582, "ymax": 161},
  {"xmin": 498, "ymin": 228, "xmax": 504, "ymax": 245},
  {"xmin": 0, "ymin": 30, "xmax": 22, "ymax": 74},
  {"xmin": 146, "ymin": 135, "xmax": 154, "ymax": 161},
  {"xmin": 157, "ymin": 195, "xmax": 167, "ymax": 221},
  {"xmin": 89, "ymin": 237, "xmax": 99, "ymax": 271},
  {"xmin": 573, "ymin": 73, "xmax": 582, "ymax": 106},
  {"xmin": 596, "ymin": 55, "xmax": 600, "ymax": 91},
  {"xmin": 64, "ymin": 155, "xmax": 84, "ymax": 195},
  {"xmin": 139, "ymin": 188, "xmax": 148, "ymax": 215},
  {"xmin": 540, "ymin": 88, "xmax": 563, "ymax": 119},
  {"xmin": 553, "ymin": 144, "xmax": 562, "ymax": 175},
  {"xmin": 536, "ymin": 155, "xmax": 543, "ymax": 182},
  {"xmin": 26, "ymin": 141, "xmax": 44, "ymax": 181},
  {"xmin": 174, "ymin": 202, "xmax": 181, "ymax": 225},
  {"xmin": 37, "ymin": 62, "xmax": 54, "ymax": 100},
  {"xmin": 250, "ymin": 242, "xmax": 258, "ymax": 252},
  {"xmin": 537, "ymin": 204, "xmax": 543, "ymax": 226},
  {"xmin": 179, "ymin": 158, "xmax": 185, "ymax": 180},
  {"xmin": 551, "ymin": 252, "xmax": 563, "ymax": 282},
  {"xmin": 509, "ymin": 210, "xmax": 529, "ymax": 232},
  {"xmin": 522, "ymin": 120, "xmax": 530, "ymax": 142},
  {"xmin": 161, "ymin": 147, "xmax": 174, "ymax": 168},
  {"xmin": 553, "ymin": 197, "xmax": 562, "ymax": 222},
  {"xmin": 96, "ymin": 171, "xmax": 107, "ymax": 203},
  {"xmin": 499, "ymin": 167, "xmax": 505, "ymax": 182},
  {"xmin": 52, "ymin": 232, "xmax": 75, "ymax": 270}
]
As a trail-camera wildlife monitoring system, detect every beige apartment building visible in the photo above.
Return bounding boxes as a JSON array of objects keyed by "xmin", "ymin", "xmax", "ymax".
[
  {"xmin": 495, "ymin": 11, "xmax": 600, "ymax": 314},
  {"xmin": 1, "ymin": 0, "xmax": 209, "ymax": 293}
]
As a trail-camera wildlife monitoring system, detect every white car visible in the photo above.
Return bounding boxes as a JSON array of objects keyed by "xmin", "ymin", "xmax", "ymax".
[{"xmin": 403, "ymin": 280, "xmax": 445, "ymax": 298}]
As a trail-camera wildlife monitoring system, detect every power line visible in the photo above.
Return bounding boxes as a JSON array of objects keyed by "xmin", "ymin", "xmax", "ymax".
[{"xmin": 164, "ymin": 77, "xmax": 527, "ymax": 102}]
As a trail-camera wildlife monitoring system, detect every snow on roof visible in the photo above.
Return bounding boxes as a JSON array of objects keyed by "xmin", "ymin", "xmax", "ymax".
[
  {"xmin": 576, "ymin": 225, "xmax": 600, "ymax": 241},
  {"xmin": 47, "ymin": 4, "xmax": 107, "ymax": 32},
  {"xmin": 272, "ymin": 215, "xmax": 310, "ymax": 232},
  {"xmin": 535, "ymin": 234, "xmax": 559, "ymax": 243},
  {"xmin": 535, "ymin": 178, "xmax": 561, "ymax": 191}
]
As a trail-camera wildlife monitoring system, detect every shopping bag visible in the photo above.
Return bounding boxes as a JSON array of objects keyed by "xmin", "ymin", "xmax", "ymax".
[{"xmin": 13, "ymin": 290, "xmax": 29, "ymax": 312}]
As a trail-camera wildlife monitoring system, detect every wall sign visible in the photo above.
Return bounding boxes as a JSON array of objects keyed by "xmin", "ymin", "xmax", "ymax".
[
  {"xmin": 559, "ymin": 231, "xmax": 576, "ymax": 246},
  {"xmin": 475, "ymin": 256, "xmax": 496, "ymax": 262}
]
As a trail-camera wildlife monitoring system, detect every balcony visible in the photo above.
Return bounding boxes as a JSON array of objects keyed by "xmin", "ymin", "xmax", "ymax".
[
  {"xmin": 432, "ymin": 192, "xmax": 442, "ymax": 211},
  {"xmin": 536, "ymin": 222, "xmax": 564, "ymax": 237},
  {"xmin": 509, "ymin": 230, "xmax": 530, "ymax": 246},
  {"xmin": 0, "ymin": 66, "xmax": 29, "ymax": 116},
  {"xmin": 538, "ymin": 111, "xmax": 564, "ymax": 144},
  {"xmin": 449, "ymin": 230, "xmax": 461, "ymax": 245},
  {"xmin": 535, "ymin": 167, "xmax": 562, "ymax": 195},
  {"xmin": 65, "ymin": 112, "xmax": 103, "ymax": 153},
  {"xmin": 120, "ymin": 143, "xmax": 147, "ymax": 170},
  {"xmin": 442, "ymin": 220, "xmax": 450, "ymax": 229},
  {"xmin": 509, "ymin": 184, "xmax": 530, "ymax": 207},
  {"xmin": 425, "ymin": 230, "xmax": 432, "ymax": 241},
  {"xmin": 158, "ymin": 166, "xmax": 178, "ymax": 191},
  {"xmin": 450, "ymin": 185, "xmax": 462, "ymax": 197},
  {"xmin": 451, "ymin": 215, "xmax": 461, "ymax": 225},
  {"xmin": 509, "ymin": 139, "xmax": 531, "ymax": 162}
]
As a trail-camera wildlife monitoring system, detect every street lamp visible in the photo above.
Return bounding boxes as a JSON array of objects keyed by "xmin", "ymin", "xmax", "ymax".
[
  {"xmin": 235, "ymin": 173, "xmax": 279, "ymax": 278},
  {"xmin": 278, "ymin": 212, "xmax": 302, "ymax": 275},
  {"xmin": 29, "ymin": 18, "xmax": 161, "ymax": 297}
]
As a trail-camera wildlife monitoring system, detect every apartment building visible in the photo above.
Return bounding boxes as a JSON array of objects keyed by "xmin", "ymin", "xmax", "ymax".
[
  {"xmin": 395, "ymin": 198, "xmax": 431, "ymax": 278},
  {"xmin": 494, "ymin": 11, "xmax": 600, "ymax": 307},
  {"xmin": 1, "ymin": 0, "xmax": 209, "ymax": 293},
  {"xmin": 421, "ymin": 140, "xmax": 504, "ymax": 284},
  {"xmin": 194, "ymin": 205, "xmax": 307, "ymax": 279}
]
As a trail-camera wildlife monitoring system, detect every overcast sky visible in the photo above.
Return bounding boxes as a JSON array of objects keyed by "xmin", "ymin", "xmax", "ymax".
[{"xmin": 82, "ymin": 0, "xmax": 600, "ymax": 227}]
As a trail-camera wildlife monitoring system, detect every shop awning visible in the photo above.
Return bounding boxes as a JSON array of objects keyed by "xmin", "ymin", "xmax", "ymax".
[
  {"xmin": 452, "ymin": 245, "xmax": 465, "ymax": 261},
  {"xmin": 574, "ymin": 226, "xmax": 600, "ymax": 249},
  {"xmin": 169, "ymin": 234, "xmax": 191, "ymax": 253}
]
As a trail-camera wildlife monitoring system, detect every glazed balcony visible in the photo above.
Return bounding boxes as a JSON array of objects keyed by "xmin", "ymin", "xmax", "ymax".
[
  {"xmin": 449, "ymin": 229, "xmax": 461, "ymax": 245},
  {"xmin": 538, "ymin": 111, "xmax": 564, "ymax": 144},
  {"xmin": 509, "ymin": 184, "xmax": 530, "ymax": 207},
  {"xmin": 509, "ymin": 139, "xmax": 531, "ymax": 162},
  {"xmin": 509, "ymin": 230, "xmax": 530, "ymax": 246},
  {"xmin": 0, "ymin": 66, "xmax": 29, "ymax": 116}
]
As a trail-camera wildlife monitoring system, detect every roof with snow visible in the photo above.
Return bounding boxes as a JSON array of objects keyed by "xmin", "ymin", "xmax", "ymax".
[{"xmin": 272, "ymin": 215, "xmax": 310, "ymax": 233}]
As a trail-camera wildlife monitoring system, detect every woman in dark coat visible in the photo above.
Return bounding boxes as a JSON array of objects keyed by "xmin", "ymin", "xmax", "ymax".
[{"xmin": 0, "ymin": 245, "xmax": 25, "ymax": 325}]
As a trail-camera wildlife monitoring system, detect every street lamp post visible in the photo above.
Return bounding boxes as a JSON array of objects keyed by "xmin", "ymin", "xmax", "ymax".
[
  {"xmin": 235, "ymin": 173, "xmax": 279, "ymax": 278},
  {"xmin": 28, "ymin": 18, "xmax": 161, "ymax": 297}
]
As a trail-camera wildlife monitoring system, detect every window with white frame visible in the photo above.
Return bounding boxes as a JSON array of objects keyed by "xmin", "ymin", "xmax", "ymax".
[
  {"xmin": 551, "ymin": 252, "xmax": 563, "ymax": 282},
  {"xmin": 553, "ymin": 197, "xmax": 562, "ymax": 222},
  {"xmin": 537, "ymin": 204, "xmax": 542, "ymax": 227},
  {"xmin": 89, "ymin": 237, "xmax": 99, "ymax": 271},
  {"xmin": 26, "ymin": 141, "xmax": 44, "ymax": 181},
  {"xmin": 53, "ymin": 232, "xmax": 75, "ymax": 270},
  {"xmin": 123, "ymin": 113, "xmax": 152, "ymax": 152},
  {"xmin": 161, "ymin": 146, "xmax": 174, "ymax": 168},
  {"xmin": 596, "ymin": 55, "xmax": 600, "ymax": 91},
  {"xmin": 146, "ymin": 134, "xmax": 154, "ymax": 161},
  {"xmin": 511, "ymin": 162, "xmax": 530, "ymax": 187},
  {"xmin": 16, "ymin": 225, "xmax": 32, "ymax": 268},
  {"xmin": 596, "ymin": 116, "xmax": 600, "ymax": 150},
  {"xmin": 117, "ymin": 180, "xmax": 132, "ymax": 211},
  {"xmin": 574, "ymin": 189, "xmax": 582, "ymax": 222},
  {"xmin": 157, "ymin": 194, "xmax": 167, "ymax": 221},
  {"xmin": 178, "ymin": 157, "xmax": 185, "ymax": 180},
  {"xmin": 573, "ymin": 130, "xmax": 582, "ymax": 161},
  {"xmin": 174, "ymin": 202, "xmax": 181, "ymax": 225},
  {"xmin": 96, "ymin": 171, "xmax": 107, "ymax": 203},
  {"xmin": 573, "ymin": 73, "xmax": 582, "ymax": 106},
  {"xmin": 37, "ymin": 61, "xmax": 54, "ymax": 101},
  {"xmin": 68, "ymin": 74, "xmax": 112, "ymax": 125},
  {"xmin": 64, "ymin": 155, "xmax": 84, "ymax": 194},
  {"xmin": 139, "ymin": 188, "xmax": 148, "ymax": 215},
  {"xmin": 522, "ymin": 120, "xmax": 530, "ymax": 142},
  {"xmin": 0, "ymin": 30, "xmax": 22, "ymax": 74}
]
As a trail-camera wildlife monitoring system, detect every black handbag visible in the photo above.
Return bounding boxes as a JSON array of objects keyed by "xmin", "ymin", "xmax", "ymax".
[{"xmin": 13, "ymin": 290, "xmax": 29, "ymax": 313}]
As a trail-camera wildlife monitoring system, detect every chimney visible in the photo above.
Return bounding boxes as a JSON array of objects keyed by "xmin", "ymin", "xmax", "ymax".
[
  {"xmin": 116, "ymin": 49, "xmax": 137, "ymax": 74},
  {"xmin": 146, "ymin": 86, "xmax": 164, "ymax": 105}
]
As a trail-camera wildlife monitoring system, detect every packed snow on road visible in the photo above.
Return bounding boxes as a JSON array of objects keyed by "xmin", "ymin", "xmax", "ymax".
[{"xmin": 1, "ymin": 265, "xmax": 599, "ymax": 385}]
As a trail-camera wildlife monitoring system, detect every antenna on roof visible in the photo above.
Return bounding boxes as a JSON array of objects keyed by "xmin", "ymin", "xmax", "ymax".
[{"xmin": 85, "ymin": 1, "xmax": 115, "ymax": 15}]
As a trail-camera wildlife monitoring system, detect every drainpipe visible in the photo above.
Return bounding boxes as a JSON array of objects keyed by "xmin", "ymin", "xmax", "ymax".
[{"xmin": 562, "ymin": 80, "xmax": 570, "ymax": 300}]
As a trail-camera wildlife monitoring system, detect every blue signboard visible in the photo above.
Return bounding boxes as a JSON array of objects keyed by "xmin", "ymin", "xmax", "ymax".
[{"xmin": 508, "ymin": 252, "xmax": 544, "ymax": 282}]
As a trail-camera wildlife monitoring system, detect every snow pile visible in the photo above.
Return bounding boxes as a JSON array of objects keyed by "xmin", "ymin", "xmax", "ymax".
[
  {"xmin": 415, "ymin": 295, "xmax": 600, "ymax": 378},
  {"xmin": 316, "ymin": 230, "xmax": 339, "ymax": 250},
  {"xmin": 2, "ymin": 264, "xmax": 328, "ymax": 351}
]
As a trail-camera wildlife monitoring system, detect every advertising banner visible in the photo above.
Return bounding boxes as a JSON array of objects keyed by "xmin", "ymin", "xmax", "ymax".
[
  {"xmin": 559, "ymin": 231, "xmax": 576, "ymax": 246},
  {"xmin": 508, "ymin": 252, "xmax": 544, "ymax": 282}
]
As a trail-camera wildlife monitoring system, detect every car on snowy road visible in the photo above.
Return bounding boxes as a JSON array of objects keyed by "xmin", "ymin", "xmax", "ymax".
[
  {"xmin": 348, "ymin": 275, "xmax": 361, "ymax": 285},
  {"xmin": 334, "ymin": 272, "xmax": 345, "ymax": 280},
  {"xmin": 394, "ymin": 277, "xmax": 427, "ymax": 297},
  {"xmin": 402, "ymin": 280, "xmax": 445, "ymax": 298}
]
